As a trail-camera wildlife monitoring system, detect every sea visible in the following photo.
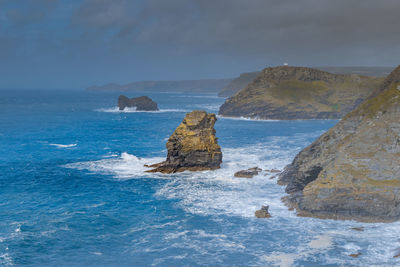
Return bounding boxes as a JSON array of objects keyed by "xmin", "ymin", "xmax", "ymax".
[{"xmin": 0, "ymin": 89, "xmax": 399, "ymax": 266}]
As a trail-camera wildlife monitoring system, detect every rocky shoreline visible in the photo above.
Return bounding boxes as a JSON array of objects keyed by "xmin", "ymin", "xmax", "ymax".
[{"xmin": 278, "ymin": 65, "xmax": 400, "ymax": 222}]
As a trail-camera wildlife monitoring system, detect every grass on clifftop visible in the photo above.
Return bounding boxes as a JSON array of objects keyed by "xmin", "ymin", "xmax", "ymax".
[{"xmin": 344, "ymin": 82, "xmax": 400, "ymax": 120}]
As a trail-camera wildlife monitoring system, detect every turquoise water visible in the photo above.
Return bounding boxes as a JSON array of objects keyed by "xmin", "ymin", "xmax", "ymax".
[{"xmin": 1, "ymin": 89, "xmax": 399, "ymax": 266}]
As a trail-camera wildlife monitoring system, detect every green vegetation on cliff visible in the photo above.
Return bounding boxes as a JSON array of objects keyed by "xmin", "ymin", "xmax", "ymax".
[
  {"xmin": 219, "ymin": 66, "xmax": 384, "ymax": 120},
  {"xmin": 278, "ymin": 66, "xmax": 400, "ymax": 222}
]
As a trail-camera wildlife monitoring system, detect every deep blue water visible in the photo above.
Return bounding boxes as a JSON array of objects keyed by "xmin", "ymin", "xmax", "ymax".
[{"xmin": 1, "ymin": 89, "xmax": 399, "ymax": 266}]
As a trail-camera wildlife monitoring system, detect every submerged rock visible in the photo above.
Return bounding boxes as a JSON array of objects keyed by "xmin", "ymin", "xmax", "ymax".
[
  {"xmin": 147, "ymin": 110, "xmax": 222, "ymax": 173},
  {"xmin": 278, "ymin": 65, "xmax": 400, "ymax": 222},
  {"xmin": 255, "ymin": 205, "xmax": 272, "ymax": 218},
  {"xmin": 118, "ymin": 95, "xmax": 159, "ymax": 111},
  {"xmin": 234, "ymin": 167, "xmax": 262, "ymax": 178}
]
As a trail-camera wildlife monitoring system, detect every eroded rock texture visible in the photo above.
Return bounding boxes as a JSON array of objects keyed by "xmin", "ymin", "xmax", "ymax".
[
  {"xmin": 147, "ymin": 110, "xmax": 222, "ymax": 173},
  {"xmin": 278, "ymin": 66, "xmax": 400, "ymax": 222}
]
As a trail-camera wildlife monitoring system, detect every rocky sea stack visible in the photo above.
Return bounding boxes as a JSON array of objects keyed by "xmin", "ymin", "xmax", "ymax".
[
  {"xmin": 147, "ymin": 110, "xmax": 222, "ymax": 173},
  {"xmin": 118, "ymin": 95, "xmax": 159, "ymax": 111},
  {"xmin": 219, "ymin": 66, "xmax": 383, "ymax": 120},
  {"xmin": 278, "ymin": 66, "xmax": 400, "ymax": 222}
]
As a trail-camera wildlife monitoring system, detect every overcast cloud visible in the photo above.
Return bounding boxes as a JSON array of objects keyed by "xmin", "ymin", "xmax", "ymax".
[{"xmin": 0, "ymin": 0, "xmax": 399, "ymax": 89}]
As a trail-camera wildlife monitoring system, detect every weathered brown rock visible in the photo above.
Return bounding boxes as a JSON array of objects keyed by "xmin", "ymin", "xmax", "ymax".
[
  {"xmin": 146, "ymin": 110, "xmax": 222, "ymax": 173},
  {"xmin": 350, "ymin": 227, "xmax": 364, "ymax": 232},
  {"xmin": 255, "ymin": 205, "xmax": 272, "ymax": 218},
  {"xmin": 234, "ymin": 167, "xmax": 262, "ymax": 178},
  {"xmin": 278, "ymin": 65, "xmax": 400, "ymax": 222},
  {"xmin": 118, "ymin": 95, "xmax": 159, "ymax": 111}
]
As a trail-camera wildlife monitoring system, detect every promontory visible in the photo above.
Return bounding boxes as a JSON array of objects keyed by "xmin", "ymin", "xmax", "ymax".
[
  {"xmin": 219, "ymin": 66, "xmax": 384, "ymax": 120},
  {"xmin": 278, "ymin": 65, "xmax": 400, "ymax": 222}
]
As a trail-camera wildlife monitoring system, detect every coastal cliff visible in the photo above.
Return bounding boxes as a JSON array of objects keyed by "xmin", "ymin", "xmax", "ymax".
[
  {"xmin": 147, "ymin": 110, "xmax": 222, "ymax": 173},
  {"xmin": 118, "ymin": 95, "xmax": 158, "ymax": 111},
  {"xmin": 219, "ymin": 66, "xmax": 383, "ymax": 120},
  {"xmin": 278, "ymin": 66, "xmax": 400, "ymax": 222}
]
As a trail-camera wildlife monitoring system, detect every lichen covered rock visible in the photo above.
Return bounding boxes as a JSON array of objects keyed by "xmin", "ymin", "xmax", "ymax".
[
  {"xmin": 147, "ymin": 110, "xmax": 222, "ymax": 173},
  {"xmin": 278, "ymin": 65, "xmax": 400, "ymax": 222},
  {"xmin": 118, "ymin": 95, "xmax": 158, "ymax": 111}
]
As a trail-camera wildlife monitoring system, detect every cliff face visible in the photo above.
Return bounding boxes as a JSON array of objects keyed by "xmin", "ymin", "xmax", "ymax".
[
  {"xmin": 218, "ymin": 72, "xmax": 259, "ymax": 97},
  {"xmin": 147, "ymin": 110, "xmax": 222, "ymax": 173},
  {"xmin": 278, "ymin": 66, "xmax": 400, "ymax": 222},
  {"xmin": 219, "ymin": 66, "xmax": 383, "ymax": 120},
  {"xmin": 118, "ymin": 95, "xmax": 159, "ymax": 111}
]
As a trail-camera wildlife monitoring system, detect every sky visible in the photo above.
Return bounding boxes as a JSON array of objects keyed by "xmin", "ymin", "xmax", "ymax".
[{"xmin": 0, "ymin": 0, "xmax": 399, "ymax": 89}]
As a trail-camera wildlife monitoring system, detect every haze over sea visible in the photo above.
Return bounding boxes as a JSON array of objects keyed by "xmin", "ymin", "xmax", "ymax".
[{"xmin": 1, "ymin": 89, "xmax": 399, "ymax": 266}]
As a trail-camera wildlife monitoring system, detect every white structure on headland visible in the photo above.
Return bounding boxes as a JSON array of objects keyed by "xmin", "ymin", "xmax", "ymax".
[{"xmin": 283, "ymin": 62, "xmax": 289, "ymax": 66}]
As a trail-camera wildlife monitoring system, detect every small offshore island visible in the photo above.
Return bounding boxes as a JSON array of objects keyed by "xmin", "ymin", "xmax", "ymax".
[{"xmin": 118, "ymin": 95, "xmax": 159, "ymax": 111}]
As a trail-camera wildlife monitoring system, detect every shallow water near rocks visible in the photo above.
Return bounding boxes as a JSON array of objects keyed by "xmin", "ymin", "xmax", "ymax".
[{"xmin": 1, "ymin": 89, "xmax": 399, "ymax": 266}]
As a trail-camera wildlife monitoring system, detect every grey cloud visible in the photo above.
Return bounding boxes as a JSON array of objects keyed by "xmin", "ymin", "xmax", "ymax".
[
  {"xmin": 1, "ymin": 0, "xmax": 399, "ymax": 89},
  {"xmin": 70, "ymin": 0, "xmax": 400, "ymax": 64}
]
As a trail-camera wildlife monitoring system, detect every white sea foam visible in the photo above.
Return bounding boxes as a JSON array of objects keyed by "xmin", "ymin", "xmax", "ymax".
[
  {"xmin": 0, "ymin": 253, "xmax": 13, "ymax": 266},
  {"xmin": 65, "ymin": 152, "xmax": 165, "ymax": 179},
  {"xmin": 49, "ymin": 143, "xmax": 77, "ymax": 148},
  {"xmin": 154, "ymin": 141, "xmax": 297, "ymax": 218},
  {"xmin": 217, "ymin": 115, "xmax": 280, "ymax": 122},
  {"xmin": 64, "ymin": 131, "xmax": 400, "ymax": 266},
  {"xmin": 95, "ymin": 107, "xmax": 189, "ymax": 113}
]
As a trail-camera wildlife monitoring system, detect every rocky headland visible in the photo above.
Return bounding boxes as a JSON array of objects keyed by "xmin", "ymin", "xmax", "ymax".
[
  {"xmin": 278, "ymin": 66, "xmax": 400, "ymax": 222},
  {"xmin": 146, "ymin": 110, "xmax": 222, "ymax": 173},
  {"xmin": 219, "ymin": 66, "xmax": 384, "ymax": 120},
  {"xmin": 118, "ymin": 95, "xmax": 159, "ymax": 111}
]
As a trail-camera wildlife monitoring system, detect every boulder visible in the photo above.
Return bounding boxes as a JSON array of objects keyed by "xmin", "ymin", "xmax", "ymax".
[
  {"xmin": 255, "ymin": 205, "xmax": 272, "ymax": 218},
  {"xmin": 234, "ymin": 167, "xmax": 262, "ymax": 178},
  {"xmin": 118, "ymin": 95, "xmax": 159, "ymax": 111},
  {"xmin": 147, "ymin": 110, "xmax": 222, "ymax": 173}
]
